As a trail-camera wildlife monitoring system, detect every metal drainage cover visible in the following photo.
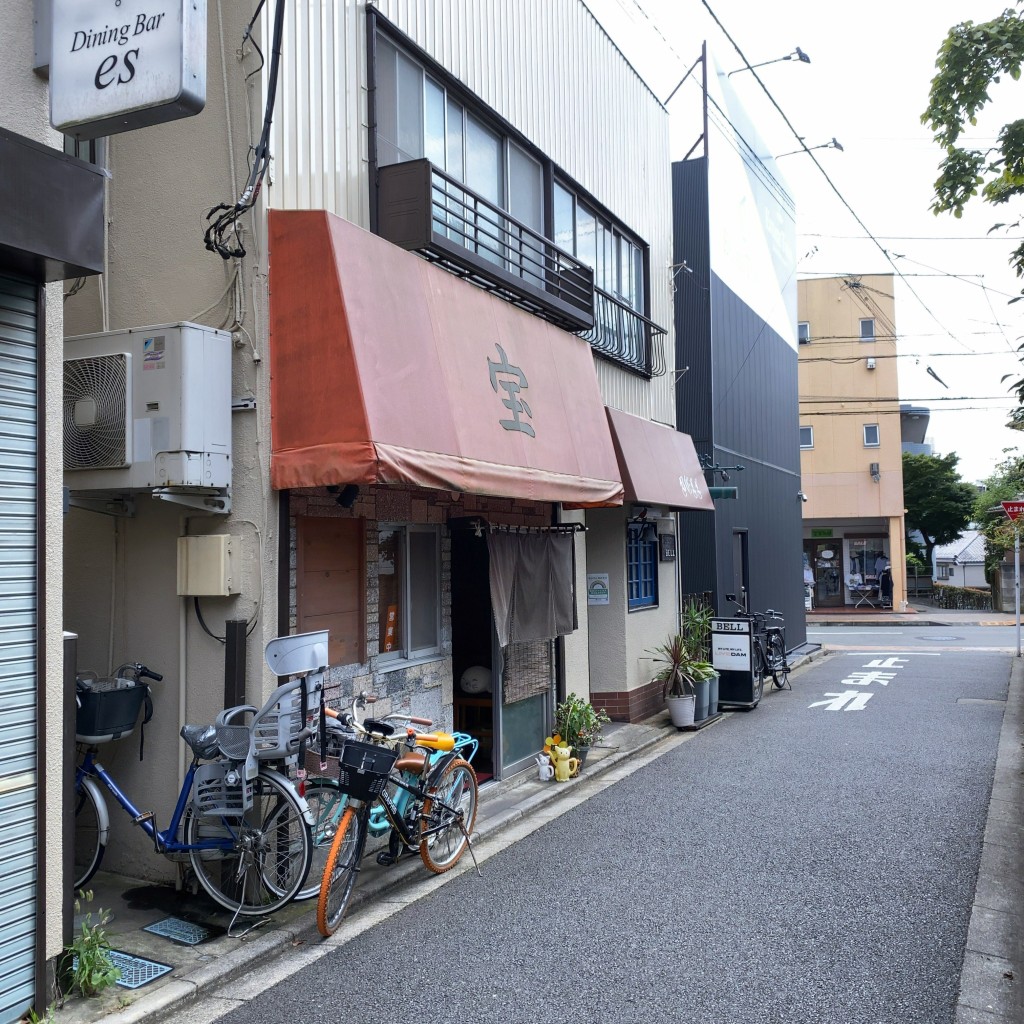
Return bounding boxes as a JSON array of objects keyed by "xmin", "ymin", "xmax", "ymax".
[
  {"xmin": 921, "ymin": 636, "xmax": 959, "ymax": 641},
  {"xmin": 71, "ymin": 950, "xmax": 173, "ymax": 989},
  {"xmin": 144, "ymin": 917, "xmax": 212, "ymax": 946}
]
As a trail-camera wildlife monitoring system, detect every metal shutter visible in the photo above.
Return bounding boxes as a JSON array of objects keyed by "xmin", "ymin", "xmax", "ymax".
[{"xmin": 0, "ymin": 276, "xmax": 37, "ymax": 1023}]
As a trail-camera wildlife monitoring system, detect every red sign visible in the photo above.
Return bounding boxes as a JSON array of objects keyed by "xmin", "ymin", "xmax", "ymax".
[{"xmin": 1001, "ymin": 501, "xmax": 1024, "ymax": 521}]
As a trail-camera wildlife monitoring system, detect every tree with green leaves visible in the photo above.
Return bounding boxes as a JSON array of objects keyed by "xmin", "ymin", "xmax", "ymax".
[
  {"xmin": 903, "ymin": 452, "xmax": 977, "ymax": 566},
  {"xmin": 923, "ymin": 5, "xmax": 1024, "ymax": 417},
  {"xmin": 972, "ymin": 449, "xmax": 1024, "ymax": 577}
]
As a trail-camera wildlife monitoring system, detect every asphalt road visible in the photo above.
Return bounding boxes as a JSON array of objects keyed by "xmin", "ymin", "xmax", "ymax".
[
  {"xmin": 200, "ymin": 637, "xmax": 1011, "ymax": 1024},
  {"xmin": 808, "ymin": 623, "xmax": 1020, "ymax": 651}
]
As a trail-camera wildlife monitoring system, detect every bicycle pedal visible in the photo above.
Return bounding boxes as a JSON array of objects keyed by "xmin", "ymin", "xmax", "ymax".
[
  {"xmin": 133, "ymin": 811, "xmax": 155, "ymax": 826},
  {"xmin": 376, "ymin": 850, "xmax": 400, "ymax": 867}
]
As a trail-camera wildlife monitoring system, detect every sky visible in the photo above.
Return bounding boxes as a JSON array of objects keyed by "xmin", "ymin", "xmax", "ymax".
[{"xmin": 586, "ymin": 0, "xmax": 1024, "ymax": 484}]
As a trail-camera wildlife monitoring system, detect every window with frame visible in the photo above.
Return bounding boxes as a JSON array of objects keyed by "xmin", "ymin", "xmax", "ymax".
[
  {"xmin": 799, "ymin": 425, "xmax": 814, "ymax": 448},
  {"xmin": 798, "ymin": 322, "xmax": 810, "ymax": 344},
  {"xmin": 626, "ymin": 523, "xmax": 658, "ymax": 610},
  {"xmin": 377, "ymin": 524, "xmax": 441, "ymax": 662},
  {"xmin": 863, "ymin": 423, "xmax": 880, "ymax": 447},
  {"xmin": 860, "ymin": 318, "xmax": 875, "ymax": 341},
  {"xmin": 296, "ymin": 517, "xmax": 365, "ymax": 666},
  {"xmin": 373, "ymin": 30, "xmax": 652, "ymax": 372}
]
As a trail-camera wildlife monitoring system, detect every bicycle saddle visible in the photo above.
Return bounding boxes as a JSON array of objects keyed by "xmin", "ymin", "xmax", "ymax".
[{"xmin": 180, "ymin": 724, "xmax": 220, "ymax": 761}]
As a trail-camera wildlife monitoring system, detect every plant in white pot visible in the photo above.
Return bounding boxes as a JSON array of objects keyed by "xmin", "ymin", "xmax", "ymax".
[{"xmin": 650, "ymin": 634, "xmax": 717, "ymax": 728}]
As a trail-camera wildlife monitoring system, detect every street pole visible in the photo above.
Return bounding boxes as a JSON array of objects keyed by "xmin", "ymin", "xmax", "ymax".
[{"xmin": 1016, "ymin": 521, "xmax": 1021, "ymax": 658}]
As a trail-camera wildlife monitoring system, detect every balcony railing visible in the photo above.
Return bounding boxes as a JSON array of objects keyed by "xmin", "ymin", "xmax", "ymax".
[
  {"xmin": 378, "ymin": 159, "xmax": 594, "ymax": 333},
  {"xmin": 579, "ymin": 287, "xmax": 667, "ymax": 378}
]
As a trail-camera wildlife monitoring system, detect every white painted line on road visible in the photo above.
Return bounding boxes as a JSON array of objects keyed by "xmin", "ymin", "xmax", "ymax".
[
  {"xmin": 841, "ymin": 651, "xmax": 941, "ymax": 656},
  {"xmin": 809, "ymin": 691, "xmax": 874, "ymax": 711},
  {"xmin": 809, "ymin": 631, "xmax": 903, "ymax": 635}
]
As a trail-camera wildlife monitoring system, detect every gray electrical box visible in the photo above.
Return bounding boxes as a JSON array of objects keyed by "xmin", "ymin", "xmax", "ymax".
[{"xmin": 177, "ymin": 535, "xmax": 239, "ymax": 596}]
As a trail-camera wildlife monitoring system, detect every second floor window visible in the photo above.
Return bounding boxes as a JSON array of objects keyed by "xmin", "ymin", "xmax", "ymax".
[
  {"xmin": 863, "ymin": 423, "xmax": 880, "ymax": 447},
  {"xmin": 799, "ymin": 426, "xmax": 814, "ymax": 449},
  {"xmin": 798, "ymin": 322, "xmax": 810, "ymax": 344},
  {"xmin": 860, "ymin": 318, "xmax": 875, "ymax": 341}
]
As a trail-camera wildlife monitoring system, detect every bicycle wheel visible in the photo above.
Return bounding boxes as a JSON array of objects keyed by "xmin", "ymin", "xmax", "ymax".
[
  {"xmin": 73, "ymin": 777, "xmax": 106, "ymax": 889},
  {"xmin": 316, "ymin": 804, "xmax": 365, "ymax": 937},
  {"xmin": 751, "ymin": 644, "xmax": 766, "ymax": 706},
  {"xmin": 296, "ymin": 778, "xmax": 347, "ymax": 901},
  {"xmin": 419, "ymin": 758, "xmax": 478, "ymax": 874},
  {"xmin": 767, "ymin": 634, "xmax": 789, "ymax": 689},
  {"xmin": 186, "ymin": 769, "xmax": 312, "ymax": 917}
]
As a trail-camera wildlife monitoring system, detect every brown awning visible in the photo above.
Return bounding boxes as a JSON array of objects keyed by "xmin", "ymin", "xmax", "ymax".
[
  {"xmin": 268, "ymin": 210, "xmax": 623, "ymax": 507},
  {"xmin": 605, "ymin": 407, "xmax": 714, "ymax": 510}
]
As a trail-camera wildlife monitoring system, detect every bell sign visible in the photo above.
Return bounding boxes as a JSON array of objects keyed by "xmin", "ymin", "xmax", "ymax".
[{"xmin": 51, "ymin": 0, "xmax": 206, "ymax": 139}]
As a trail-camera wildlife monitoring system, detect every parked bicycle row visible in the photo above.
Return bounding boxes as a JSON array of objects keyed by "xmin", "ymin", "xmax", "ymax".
[
  {"xmin": 73, "ymin": 629, "xmax": 479, "ymax": 936},
  {"xmin": 74, "ymin": 598, "xmax": 792, "ymax": 935}
]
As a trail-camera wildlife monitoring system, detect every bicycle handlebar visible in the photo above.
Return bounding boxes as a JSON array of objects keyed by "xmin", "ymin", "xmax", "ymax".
[{"xmin": 114, "ymin": 662, "xmax": 163, "ymax": 683}]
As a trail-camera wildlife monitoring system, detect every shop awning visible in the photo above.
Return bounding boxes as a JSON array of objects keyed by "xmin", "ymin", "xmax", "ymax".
[
  {"xmin": 268, "ymin": 210, "xmax": 623, "ymax": 507},
  {"xmin": 605, "ymin": 407, "xmax": 714, "ymax": 510}
]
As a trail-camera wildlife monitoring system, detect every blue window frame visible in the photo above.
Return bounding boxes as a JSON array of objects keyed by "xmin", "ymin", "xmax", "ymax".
[{"xmin": 627, "ymin": 524, "xmax": 658, "ymax": 609}]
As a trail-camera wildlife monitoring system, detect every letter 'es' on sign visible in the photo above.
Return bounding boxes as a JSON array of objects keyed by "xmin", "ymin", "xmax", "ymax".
[
  {"xmin": 1002, "ymin": 501, "xmax": 1024, "ymax": 521},
  {"xmin": 50, "ymin": 0, "xmax": 207, "ymax": 139}
]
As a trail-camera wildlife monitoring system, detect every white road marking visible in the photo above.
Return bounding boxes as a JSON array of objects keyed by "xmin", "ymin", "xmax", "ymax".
[{"xmin": 809, "ymin": 691, "xmax": 874, "ymax": 711}]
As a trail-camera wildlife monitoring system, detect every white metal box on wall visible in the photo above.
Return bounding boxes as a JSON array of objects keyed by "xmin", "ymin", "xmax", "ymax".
[
  {"xmin": 64, "ymin": 322, "xmax": 231, "ymax": 491},
  {"xmin": 177, "ymin": 535, "xmax": 240, "ymax": 596}
]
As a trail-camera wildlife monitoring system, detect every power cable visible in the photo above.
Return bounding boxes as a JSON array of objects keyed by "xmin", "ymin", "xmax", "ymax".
[{"xmin": 701, "ymin": 0, "xmax": 977, "ymax": 353}]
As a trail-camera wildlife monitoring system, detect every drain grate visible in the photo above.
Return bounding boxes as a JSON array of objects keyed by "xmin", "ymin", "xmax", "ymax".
[
  {"xmin": 144, "ymin": 917, "xmax": 212, "ymax": 946},
  {"xmin": 71, "ymin": 950, "xmax": 173, "ymax": 989}
]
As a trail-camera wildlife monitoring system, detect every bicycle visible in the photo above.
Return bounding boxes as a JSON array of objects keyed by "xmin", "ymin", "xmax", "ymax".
[
  {"xmin": 298, "ymin": 707, "xmax": 478, "ymax": 901},
  {"xmin": 315, "ymin": 693, "xmax": 479, "ymax": 937},
  {"xmin": 74, "ymin": 632, "xmax": 328, "ymax": 919},
  {"xmin": 763, "ymin": 609, "xmax": 791, "ymax": 690}
]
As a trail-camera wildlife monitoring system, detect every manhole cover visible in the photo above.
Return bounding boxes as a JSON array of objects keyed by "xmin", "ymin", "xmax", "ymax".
[
  {"xmin": 71, "ymin": 949, "xmax": 173, "ymax": 989},
  {"xmin": 921, "ymin": 635, "xmax": 958, "ymax": 641},
  {"xmin": 144, "ymin": 917, "xmax": 212, "ymax": 946}
]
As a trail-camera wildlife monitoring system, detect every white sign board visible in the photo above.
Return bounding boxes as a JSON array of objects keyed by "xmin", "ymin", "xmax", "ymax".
[
  {"xmin": 586, "ymin": 573, "xmax": 610, "ymax": 606},
  {"xmin": 51, "ymin": 0, "xmax": 206, "ymax": 139},
  {"xmin": 711, "ymin": 618, "xmax": 750, "ymax": 672}
]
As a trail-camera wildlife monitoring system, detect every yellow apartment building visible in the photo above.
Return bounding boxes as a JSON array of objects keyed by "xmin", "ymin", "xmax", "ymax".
[{"xmin": 798, "ymin": 275, "xmax": 907, "ymax": 611}]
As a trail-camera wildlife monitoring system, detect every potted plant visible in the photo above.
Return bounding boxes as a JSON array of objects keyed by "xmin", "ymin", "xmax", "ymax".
[
  {"xmin": 554, "ymin": 692, "xmax": 611, "ymax": 772},
  {"xmin": 650, "ymin": 632, "xmax": 718, "ymax": 729},
  {"xmin": 679, "ymin": 597, "xmax": 716, "ymax": 720}
]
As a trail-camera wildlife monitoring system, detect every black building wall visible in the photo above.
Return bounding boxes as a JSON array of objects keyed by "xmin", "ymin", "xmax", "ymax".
[{"xmin": 672, "ymin": 157, "xmax": 807, "ymax": 648}]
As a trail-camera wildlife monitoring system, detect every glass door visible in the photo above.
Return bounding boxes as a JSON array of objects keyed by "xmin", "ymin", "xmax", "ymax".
[
  {"xmin": 805, "ymin": 540, "xmax": 843, "ymax": 607},
  {"xmin": 495, "ymin": 639, "xmax": 553, "ymax": 777}
]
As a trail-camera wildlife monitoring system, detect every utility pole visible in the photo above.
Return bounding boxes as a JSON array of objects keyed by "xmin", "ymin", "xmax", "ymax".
[{"xmin": 999, "ymin": 501, "xmax": 1024, "ymax": 658}]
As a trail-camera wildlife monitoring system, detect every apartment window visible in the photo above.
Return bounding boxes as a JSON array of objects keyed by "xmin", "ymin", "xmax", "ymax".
[
  {"xmin": 860, "ymin": 318, "xmax": 875, "ymax": 341},
  {"xmin": 378, "ymin": 525, "xmax": 441, "ymax": 662},
  {"xmin": 798, "ymin": 322, "xmax": 810, "ymax": 344},
  {"xmin": 863, "ymin": 423, "xmax": 880, "ymax": 447},
  {"xmin": 627, "ymin": 523, "xmax": 658, "ymax": 610},
  {"xmin": 799, "ymin": 426, "xmax": 814, "ymax": 449},
  {"xmin": 296, "ymin": 517, "xmax": 365, "ymax": 666}
]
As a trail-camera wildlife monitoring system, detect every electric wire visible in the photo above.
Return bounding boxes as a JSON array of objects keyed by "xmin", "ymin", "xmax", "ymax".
[
  {"xmin": 204, "ymin": 0, "xmax": 284, "ymax": 259},
  {"xmin": 701, "ymin": 0, "xmax": 979, "ymax": 354}
]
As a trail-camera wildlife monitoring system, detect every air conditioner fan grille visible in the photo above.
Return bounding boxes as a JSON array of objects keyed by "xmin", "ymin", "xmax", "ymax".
[{"xmin": 64, "ymin": 354, "xmax": 129, "ymax": 471}]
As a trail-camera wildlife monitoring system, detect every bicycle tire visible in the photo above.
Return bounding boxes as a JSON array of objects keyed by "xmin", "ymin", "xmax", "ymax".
[
  {"xmin": 751, "ymin": 644, "xmax": 766, "ymax": 705},
  {"xmin": 297, "ymin": 778, "xmax": 347, "ymax": 901},
  {"xmin": 186, "ymin": 768, "xmax": 312, "ymax": 917},
  {"xmin": 767, "ymin": 634, "xmax": 789, "ymax": 689},
  {"xmin": 419, "ymin": 758, "xmax": 478, "ymax": 874},
  {"xmin": 73, "ymin": 777, "xmax": 106, "ymax": 890},
  {"xmin": 316, "ymin": 804, "xmax": 365, "ymax": 937}
]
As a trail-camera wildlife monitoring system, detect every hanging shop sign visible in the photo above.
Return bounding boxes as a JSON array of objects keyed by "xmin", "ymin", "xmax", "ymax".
[
  {"xmin": 50, "ymin": 0, "xmax": 207, "ymax": 139},
  {"xmin": 811, "ymin": 528, "xmax": 833, "ymax": 538}
]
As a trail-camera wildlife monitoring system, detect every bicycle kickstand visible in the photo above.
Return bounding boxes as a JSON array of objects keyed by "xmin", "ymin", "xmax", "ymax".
[{"xmin": 459, "ymin": 820, "xmax": 482, "ymax": 876}]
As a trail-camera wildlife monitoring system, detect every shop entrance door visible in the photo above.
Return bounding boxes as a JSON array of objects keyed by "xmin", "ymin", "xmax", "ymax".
[{"xmin": 805, "ymin": 540, "xmax": 843, "ymax": 607}]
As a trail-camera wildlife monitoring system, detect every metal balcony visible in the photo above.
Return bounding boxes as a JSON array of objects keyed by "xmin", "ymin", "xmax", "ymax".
[
  {"xmin": 580, "ymin": 287, "xmax": 667, "ymax": 378},
  {"xmin": 378, "ymin": 159, "xmax": 594, "ymax": 333}
]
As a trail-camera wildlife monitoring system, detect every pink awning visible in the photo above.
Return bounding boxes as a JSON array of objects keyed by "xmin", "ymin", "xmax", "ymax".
[
  {"xmin": 268, "ymin": 210, "xmax": 623, "ymax": 507},
  {"xmin": 605, "ymin": 407, "xmax": 714, "ymax": 510}
]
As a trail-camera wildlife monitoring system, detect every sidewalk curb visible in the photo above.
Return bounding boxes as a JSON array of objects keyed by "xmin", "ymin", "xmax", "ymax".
[{"xmin": 955, "ymin": 655, "xmax": 1024, "ymax": 1022}]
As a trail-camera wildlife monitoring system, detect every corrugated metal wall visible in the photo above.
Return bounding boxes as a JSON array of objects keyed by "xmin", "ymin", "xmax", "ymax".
[
  {"xmin": 672, "ymin": 160, "xmax": 806, "ymax": 645},
  {"xmin": 271, "ymin": 0, "xmax": 674, "ymax": 423},
  {"xmin": 0, "ymin": 276, "xmax": 37, "ymax": 1022}
]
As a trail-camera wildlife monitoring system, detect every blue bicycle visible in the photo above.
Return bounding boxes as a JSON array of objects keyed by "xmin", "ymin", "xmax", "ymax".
[{"xmin": 73, "ymin": 657, "xmax": 318, "ymax": 917}]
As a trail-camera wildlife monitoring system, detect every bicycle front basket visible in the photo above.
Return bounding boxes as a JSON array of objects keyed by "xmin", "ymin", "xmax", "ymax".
[{"xmin": 336, "ymin": 739, "xmax": 398, "ymax": 801}]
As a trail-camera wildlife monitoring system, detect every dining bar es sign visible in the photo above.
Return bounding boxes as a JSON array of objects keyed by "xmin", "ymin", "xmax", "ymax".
[{"xmin": 51, "ymin": 0, "xmax": 206, "ymax": 139}]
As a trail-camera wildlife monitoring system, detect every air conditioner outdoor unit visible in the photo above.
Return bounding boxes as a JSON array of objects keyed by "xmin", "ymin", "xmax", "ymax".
[{"xmin": 64, "ymin": 322, "xmax": 232, "ymax": 493}]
